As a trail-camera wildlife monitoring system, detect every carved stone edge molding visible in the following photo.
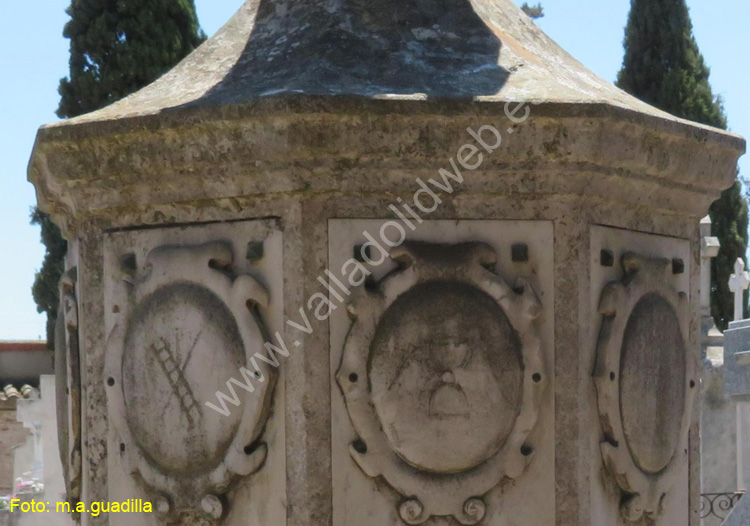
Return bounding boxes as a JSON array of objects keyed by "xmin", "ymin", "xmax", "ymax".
[
  {"xmin": 55, "ymin": 267, "xmax": 82, "ymax": 515},
  {"xmin": 336, "ymin": 242, "xmax": 546, "ymax": 525},
  {"xmin": 594, "ymin": 253, "xmax": 697, "ymax": 522},
  {"xmin": 105, "ymin": 241, "xmax": 274, "ymax": 520}
]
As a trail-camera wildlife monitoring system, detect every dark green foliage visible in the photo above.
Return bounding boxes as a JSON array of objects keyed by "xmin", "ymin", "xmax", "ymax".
[
  {"xmin": 710, "ymin": 178, "xmax": 749, "ymax": 326},
  {"xmin": 57, "ymin": 0, "xmax": 206, "ymax": 118},
  {"xmin": 617, "ymin": 0, "xmax": 748, "ymax": 330},
  {"xmin": 616, "ymin": 0, "xmax": 726, "ymax": 129},
  {"xmin": 521, "ymin": 2, "xmax": 544, "ymax": 20},
  {"xmin": 31, "ymin": 210, "xmax": 67, "ymax": 347},
  {"xmin": 32, "ymin": 0, "xmax": 206, "ymax": 346}
]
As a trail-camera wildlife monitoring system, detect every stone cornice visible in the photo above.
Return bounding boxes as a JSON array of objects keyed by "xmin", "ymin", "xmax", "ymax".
[{"xmin": 29, "ymin": 98, "xmax": 744, "ymax": 237}]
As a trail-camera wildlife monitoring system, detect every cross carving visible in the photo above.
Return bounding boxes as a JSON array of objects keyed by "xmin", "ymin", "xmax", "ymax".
[{"xmin": 728, "ymin": 258, "xmax": 750, "ymax": 322}]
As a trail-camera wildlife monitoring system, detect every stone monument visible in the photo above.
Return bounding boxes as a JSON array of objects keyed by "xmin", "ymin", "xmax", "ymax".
[
  {"xmin": 722, "ymin": 264, "xmax": 750, "ymax": 524},
  {"xmin": 699, "ymin": 216, "xmax": 741, "ymax": 521},
  {"xmin": 28, "ymin": 0, "xmax": 745, "ymax": 525},
  {"xmin": 700, "ymin": 216, "xmax": 723, "ymax": 356},
  {"xmin": 724, "ymin": 262, "xmax": 750, "ymax": 495}
]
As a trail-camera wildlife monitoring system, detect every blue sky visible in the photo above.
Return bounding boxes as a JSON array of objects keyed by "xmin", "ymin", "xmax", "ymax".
[{"xmin": 0, "ymin": 0, "xmax": 747, "ymax": 340}]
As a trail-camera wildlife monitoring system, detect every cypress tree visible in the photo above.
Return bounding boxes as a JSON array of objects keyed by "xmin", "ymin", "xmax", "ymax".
[
  {"xmin": 32, "ymin": 0, "xmax": 206, "ymax": 346},
  {"xmin": 521, "ymin": 3, "xmax": 544, "ymax": 20},
  {"xmin": 31, "ymin": 210, "xmax": 68, "ymax": 346},
  {"xmin": 617, "ymin": 0, "xmax": 748, "ymax": 330},
  {"xmin": 57, "ymin": 0, "xmax": 206, "ymax": 118}
]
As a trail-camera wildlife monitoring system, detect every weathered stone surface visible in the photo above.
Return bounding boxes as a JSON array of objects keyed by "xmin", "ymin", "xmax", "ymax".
[
  {"xmin": 27, "ymin": 0, "xmax": 745, "ymax": 525},
  {"xmin": 724, "ymin": 319, "xmax": 750, "ymax": 398},
  {"xmin": 0, "ymin": 403, "xmax": 29, "ymax": 494},
  {"xmin": 28, "ymin": 2, "xmax": 744, "ymax": 238},
  {"xmin": 103, "ymin": 223, "xmax": 286, "ymax": 525},
  {"xmin": 331, "ymin": 221, "xmax": 553, "ymax": 526},
  {"xmin": 36, "ymin": 0, "xmax": 735, "ymax": 127},
  {"xmin": 122, "ymin": 283, "xmax": 246, "ymax": 474},
  {"xmin": 370, "ymin": 280, "xmax": 523, "ymax": 474},
  {"xmin": 620, "ymin": 293, "xmax": 686, "ymax": 474},
  {"xmin": 54, "ymin": 266, "xmax": 82, "ymax": 510},
  {"xmin": 701, "ymin": 352, "xmax": 738, "ymax": 496},
  {"xmin": 591, "ymin": 227, "xmax": 694, "ymax": 525}
]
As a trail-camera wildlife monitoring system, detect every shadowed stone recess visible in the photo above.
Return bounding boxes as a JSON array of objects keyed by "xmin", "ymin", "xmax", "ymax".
[
  {"xmin": 370, "ymin": 281, "xmax": 523, "ymax": 474},
  {"xmin": 620, "ymin": 292, "xmax": 686, "ymax": 475},
  {"xmin": 123, "ymin": 283, "xmax": 245, "ymax": 474}
]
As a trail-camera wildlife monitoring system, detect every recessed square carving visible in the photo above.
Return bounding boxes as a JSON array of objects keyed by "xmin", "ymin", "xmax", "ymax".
[
  {"xmin": 354, "ymin": 244, "xmax": 373, "ymax": 263},
  {"xmin": 246, "ymin": 240, "xmax": 265, "ymax": 261},
  {"xmin": 511, "ymin": 243, "xmax": 529, "ymax": 262}
]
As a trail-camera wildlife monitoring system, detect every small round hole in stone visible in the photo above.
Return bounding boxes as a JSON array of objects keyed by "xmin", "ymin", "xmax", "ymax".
[
  {"xmin": 107, "ymin": 377, "xmax": 115, "ymax": 387},
  {"xmin": 244, "ymin": 440, "xmax": 263, "ymax": 456},
  {"xmin": 353, "ymin": 439, "xmax": 368, "ymax": 455},
  {"xmin": 610, "ymin": 372, "xmax": 616, "ymax": 381},
  {"xmin": 532, "ymin": 373, "xmax": 542, "ymax": 383},
  {"xmin": 349, "ymin": 373, "xmax": 358, "ymax": 383},
  {"xmin": 690, "ymin": 380, "xmax": 695, "ymax": 389},
  {"xmin": 521, "ymin": 445, "xmax": 533, "ymax": 457}
]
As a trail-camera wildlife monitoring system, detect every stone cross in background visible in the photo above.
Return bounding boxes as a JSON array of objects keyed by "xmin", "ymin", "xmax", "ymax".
[
  {"xmin": 701, "ymin": 216, "xmax": 723, "ymax": 356},
  {"xmin": 725, "ymin": 259, "xmax": 750, "ymax": 496},
  {"xmin": 729, "ymin": 258, "xmax": 750, "ymax": 322},
  {"xmin": 701, "ymin": 217, "xmax": 721, "ymax": 318}
]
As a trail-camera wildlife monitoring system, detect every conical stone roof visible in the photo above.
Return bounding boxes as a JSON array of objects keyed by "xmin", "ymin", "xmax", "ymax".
[{"xmin": 49, "ymin": 0, "xmax": 717, "ymax": 126}]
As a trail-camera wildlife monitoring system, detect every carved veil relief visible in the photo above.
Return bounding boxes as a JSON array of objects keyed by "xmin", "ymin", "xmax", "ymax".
[
  {"xmin": 105, "ymin": 242, "xmax": 275, "ymax": 522},
  {"xmin": 337, "ymin": 242, "xmax": 546, "ymax": 525},
  {"xmin": 594, "ymin": 253, "xmax": 697, "ymax": 522}
]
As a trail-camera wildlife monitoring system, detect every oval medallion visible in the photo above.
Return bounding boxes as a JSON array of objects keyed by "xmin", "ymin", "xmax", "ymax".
[
  {"xmin": 369, "ymin": 281, "xmax": 523, "ymax": 474},
  {"xmin": 123, "ymin": 283, "xmax": 245, "ymax": 474},
  {"xmin": 620, "ymin": 292, "xmax": 686, "ymax": 474}
]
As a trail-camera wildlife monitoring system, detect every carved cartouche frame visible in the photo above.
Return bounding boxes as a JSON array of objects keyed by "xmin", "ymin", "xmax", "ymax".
[
  {"xmin": 594, "ymin": 253, "xmax": 697, "ymax": 522},
  {"xmin": 105, "ymin": 241, "xmax": 274, "ymax": 521},
  {"xmin": 337, "ymin": 242, "xmax": 547, "ymax": 525}
]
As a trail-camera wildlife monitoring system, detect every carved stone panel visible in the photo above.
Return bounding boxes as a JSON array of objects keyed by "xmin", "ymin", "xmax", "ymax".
[
  {"xmin": 55, "ymin": 266, "xmax": 82, "ymax": 512},
  {"xmin": 368, "ymin": 280, "xmax": 524, "ymax": 475},
  {"xmin": 590, "ymin": 227, "xmax": 693, "ymax": 526},
  {"xmin": 330, "ymin": 220, "xmax": 554, "ymax": 526},
  {"xmin": 121, "ymin": 279, "xmax": 249, "ymax": 476},
  {"xmin": 104, "ymin": 221, "xmax": 286, "ymax": 526},
  {"xmin": 619, "ymin": 292, "xmax": 686, "ymax": 476}
]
